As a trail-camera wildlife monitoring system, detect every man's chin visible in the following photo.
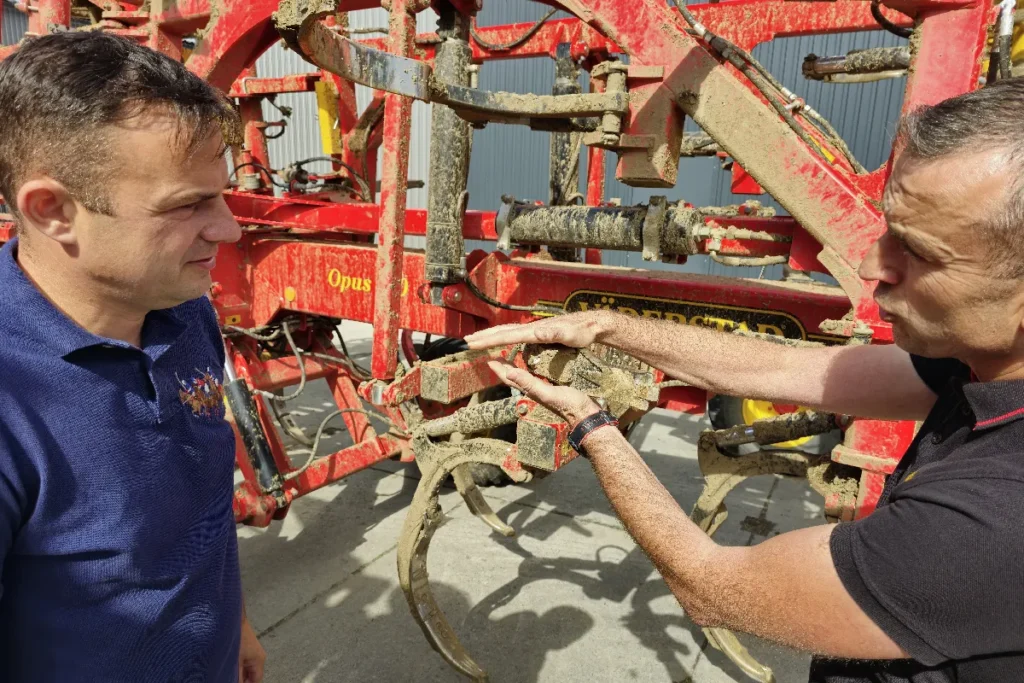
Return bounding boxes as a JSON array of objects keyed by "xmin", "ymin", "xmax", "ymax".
[
  {"xmin": 156, "ymin": 279, "xmax": 213, "ymax": 310},
  {"xmin": 890, "ymin": 324, "xmax": 940, "ymax": 358},
  {"xmin": 889, "ymin": 322, "xmax": 915, "ymax": 351}
]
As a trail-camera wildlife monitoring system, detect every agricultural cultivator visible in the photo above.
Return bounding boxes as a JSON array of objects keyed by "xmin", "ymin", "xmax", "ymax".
[{"xmin": 2, "ymin": 0, "xmax": 1021, "ymax": 679}]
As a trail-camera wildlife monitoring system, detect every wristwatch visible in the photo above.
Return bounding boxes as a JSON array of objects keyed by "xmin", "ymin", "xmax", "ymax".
[{"xmin": 568, "ymin": 410, "xmax": 619, "ymax": 457}]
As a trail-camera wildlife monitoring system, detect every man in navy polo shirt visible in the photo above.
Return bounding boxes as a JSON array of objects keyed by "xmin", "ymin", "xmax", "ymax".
[{"xmin": 0, "ymin": 33, "xmax": 264, "ymax": 681}]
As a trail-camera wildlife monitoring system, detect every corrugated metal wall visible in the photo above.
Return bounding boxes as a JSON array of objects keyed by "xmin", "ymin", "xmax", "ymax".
[
  {"xmin": 465, "ymin": 1, "xmax": 908, "ymax": 276},
  {"xmin": 1, "ymin": 1, "xmax": 27, "ymax": 47},
  {"xmin": 1, "ymin": 1, "xmax": 907, "ymax": 276},
  {"xmin": 255, "ymin": 8, "xmax": 438, "ymax": 218},
  {"xmin": 254, "ymin": 9, "xmax": 437, "ymax": 250}
]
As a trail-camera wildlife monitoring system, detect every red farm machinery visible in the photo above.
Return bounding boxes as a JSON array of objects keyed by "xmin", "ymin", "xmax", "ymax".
[{"xmin": 1, "ymin": 0, "xmax": 1020, "ymax": 679}]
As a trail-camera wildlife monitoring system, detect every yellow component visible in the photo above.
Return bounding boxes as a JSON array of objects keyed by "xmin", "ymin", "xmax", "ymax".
[
  {"xmin": 982, "ymin": 0, "xmax": 1024, "ymax": 75},
  {"xmin": 811, "ymin": 138, "xmax": 837, "ymax": 165},
  {"xmin": 224, "ymin": 314, "xmax": 242, "ymax": 325},
  {"xmin": 741, "ymin": 399, "xmax": 813, "ymax": 449},
  {"xmin": 315, "ymin": 80, "xmax": 344, "ymax": 156},
  {"xmin": 284, "ymin": 286, "xmax": 297, "ymax": 303}
]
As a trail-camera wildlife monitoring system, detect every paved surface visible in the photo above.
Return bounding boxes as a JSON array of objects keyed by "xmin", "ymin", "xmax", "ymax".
[{"xmin": 238, "ymin": 322, "xmax": 820, "ymax": 683}]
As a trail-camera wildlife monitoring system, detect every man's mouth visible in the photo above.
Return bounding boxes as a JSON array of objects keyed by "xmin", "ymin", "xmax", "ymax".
[
  {"xmin": 874, "ymin": 298, "xmax": 898, "ymax": 323},
  {"xmin": 188, "ymin": 255, "xmax": 217, "ymax": 271}
]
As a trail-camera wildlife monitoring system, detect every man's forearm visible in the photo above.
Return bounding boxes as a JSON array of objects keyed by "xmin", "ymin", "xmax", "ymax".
[
  {"xmin": 579, "ymin": 424, "xmax": 908, "ymax": 659},
  {"xmin": 579, "ymin": 425, "xmax": 722, "ymax": 621},
  {"xmin": 593, "ymin": 312, "xmax": 802, "ymax": 399}
]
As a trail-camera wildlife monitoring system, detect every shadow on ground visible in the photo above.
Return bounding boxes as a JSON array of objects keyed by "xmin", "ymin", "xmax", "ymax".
[{"xmin": 237, "ymin": 332, "xmax": 818, "ymax": 683}]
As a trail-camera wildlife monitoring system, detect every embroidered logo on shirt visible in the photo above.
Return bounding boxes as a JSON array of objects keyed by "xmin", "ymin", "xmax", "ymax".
[{"xmin": 177, "ymin": 368, "xmax": 225, "ymax": 418}]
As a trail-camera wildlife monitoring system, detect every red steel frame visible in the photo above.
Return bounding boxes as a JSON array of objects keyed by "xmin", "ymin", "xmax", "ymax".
[{"xmin": 0, "ymin": 0, "xmax": 995, "ymax": 526}]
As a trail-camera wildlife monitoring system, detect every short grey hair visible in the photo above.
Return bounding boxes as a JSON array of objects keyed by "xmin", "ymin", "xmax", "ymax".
[{"xmin": 896, "ymin": 77, "xmax": 1024, "ymax": 278}]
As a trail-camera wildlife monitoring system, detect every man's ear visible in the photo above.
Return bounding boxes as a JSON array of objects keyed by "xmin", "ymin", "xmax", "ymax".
[{"xmin": 16, "ymin": 178, "xmax": 79, "ymax": 246}]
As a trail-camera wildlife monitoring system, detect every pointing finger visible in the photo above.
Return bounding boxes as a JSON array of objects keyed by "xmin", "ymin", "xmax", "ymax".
[
  {"xmin": 488, "ymin": 361, "xmax": 560, "ymax": 404},
  {"xmin": 466, "ymin": 323, "xmax": 542, "ymax": 349}
]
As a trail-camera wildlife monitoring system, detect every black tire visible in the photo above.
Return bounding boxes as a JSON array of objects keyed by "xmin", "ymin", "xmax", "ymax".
[
  {"xmin": 417, "ymin": 337, "xmax": 515, "ymax": 487},
  {"xmin": 707, "ymin": 395, "xmax": 841, "ymax": 457}
]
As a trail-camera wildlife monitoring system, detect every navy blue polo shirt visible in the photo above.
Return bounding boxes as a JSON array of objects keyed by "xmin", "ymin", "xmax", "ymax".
[{"xmin": 0, "ymin": 239, "xmax": 240, "ymax": 682}]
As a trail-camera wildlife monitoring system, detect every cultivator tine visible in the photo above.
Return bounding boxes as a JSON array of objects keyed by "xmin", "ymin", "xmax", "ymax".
[
  {"xmin": 451, "ymin": 465, "xmax": 515, "ymax": 537},
  {"xmin": 705, "ymin": 628, "xmax": 776, "ymax": 683},
  {"xmin": 398, "ymin": 435, "xmax": 513, "ymax": 682},
  {"xmin": 691, "ymin": 430, "xmax": 815, "ymax": 683},
  {"xmin": 447, "ymin": 394, "xmax": 515, "ymax": 537}
]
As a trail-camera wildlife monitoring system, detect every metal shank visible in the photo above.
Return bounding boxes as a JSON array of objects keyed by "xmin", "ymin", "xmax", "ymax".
[{"xmin": 425, "ymin": 0, "xmax": 473, "ymax": 285}]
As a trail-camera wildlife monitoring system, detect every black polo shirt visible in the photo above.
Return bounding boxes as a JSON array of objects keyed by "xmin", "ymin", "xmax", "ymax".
[{"xmin": 809, "ymin": 355, "xmax": 1024, "ymax": 683}]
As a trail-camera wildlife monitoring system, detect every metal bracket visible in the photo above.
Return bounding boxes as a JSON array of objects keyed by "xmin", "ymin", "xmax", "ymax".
[
  {"xmin": 641, "ymin": 195, "xmax": 669, "ymax": 261},
  {"xmin": 278, "ymin": 9, "xmax": 628, "ymax": 129}
]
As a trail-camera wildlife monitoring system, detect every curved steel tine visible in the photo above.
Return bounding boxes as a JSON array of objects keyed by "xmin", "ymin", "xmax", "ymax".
[
  {"xmin": 398, "ymin": 437, "xmax": 512, "ymax": 682},
  {"xmin": 452, "ymin": 465, "xmax": 515, "ymax": 537},
  {"xmin": 447, "ymin": 393, "xmax": 515, "ymax": 537},
  {"xmin": 690, "ymin": 433, "xmax": 812, "ymax": 683},
  {"xmin": 706, "ymin": 628, "xmax": 776, "ymax": 683}
]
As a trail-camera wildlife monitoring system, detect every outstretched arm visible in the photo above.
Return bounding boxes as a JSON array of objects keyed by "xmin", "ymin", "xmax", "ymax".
[
  {"xmin": 487, "ymin": 361, "xmax": 907, "ymax": 660},
  {"xmin": 468, "ymin": 312, "xmax": 937, "ymax": 421}
]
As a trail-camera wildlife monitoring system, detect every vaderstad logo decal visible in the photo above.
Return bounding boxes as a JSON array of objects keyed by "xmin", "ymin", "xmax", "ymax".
[{"xmin": 548, "ymin": 290, "xmax": 840, "ymax": 343}]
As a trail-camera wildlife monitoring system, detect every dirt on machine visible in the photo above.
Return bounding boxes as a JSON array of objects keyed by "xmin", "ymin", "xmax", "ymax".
[{"xmin": 1, "ymin": 0, "xmax": 1021, "ymax": 680}]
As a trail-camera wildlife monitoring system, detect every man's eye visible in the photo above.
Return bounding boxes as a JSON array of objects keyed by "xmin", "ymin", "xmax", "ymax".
[{"xmin": 174, "ymin": 201, "xmax": 203, "ymax": 214}]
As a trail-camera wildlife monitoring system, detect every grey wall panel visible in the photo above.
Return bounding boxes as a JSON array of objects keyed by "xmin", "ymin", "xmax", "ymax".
[
  {"xmin": 617, "ymin": 29, "xmax": 908, "ymax": 279},
  {"xmin": 254, "ymin": 8, "xmax": 436, "ymax": 252},
  {"xmin": 2, "ymin": 1, "xmax": 27, "ymax": 46}
]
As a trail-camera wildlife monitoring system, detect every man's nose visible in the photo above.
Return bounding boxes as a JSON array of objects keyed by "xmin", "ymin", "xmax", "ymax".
[
  {"xmin": 201, "ymin": 198, "xmax": 242, "ymax": 245},
  {"xmin": 858, "ymin": 236, "xmax": 901, "ymax": 285}
]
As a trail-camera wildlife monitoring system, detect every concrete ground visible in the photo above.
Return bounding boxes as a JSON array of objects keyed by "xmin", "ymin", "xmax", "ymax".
[{"xmin": 238, "ymin": 322, "xmax": 822, "ymax": 683}]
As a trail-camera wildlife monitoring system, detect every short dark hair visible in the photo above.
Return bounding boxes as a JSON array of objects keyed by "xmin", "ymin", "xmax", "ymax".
[
  {"xmin": 0, "ymin": 31, "xmax": 240, "ymax": 219},
  {"xmin": 896, "ymin": 77, "xmax": 1024, "ymax": 278}
]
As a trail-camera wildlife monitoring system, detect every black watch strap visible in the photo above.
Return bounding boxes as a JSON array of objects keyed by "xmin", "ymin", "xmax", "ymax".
[{"xmin": 568, "ymin": 410, "xmax": 619, "ymax": 455}]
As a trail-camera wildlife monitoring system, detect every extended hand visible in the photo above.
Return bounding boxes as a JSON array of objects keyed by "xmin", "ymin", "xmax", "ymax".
[
  {"xmin": 488, "ymin": 361, "xmax": 602, "ymax": 428},
  {"xmin": 465, "ymin": 311, "xmax": 613, "ymax": 350},
  {"xmin": 239, "ymin": 617, "xmax": 266, "ymax": 683}
]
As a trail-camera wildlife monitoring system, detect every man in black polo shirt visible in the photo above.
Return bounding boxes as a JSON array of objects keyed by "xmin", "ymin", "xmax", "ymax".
[{"xmin": 468, "ymin": 78, "xmax": 1024, "ymax": 681}]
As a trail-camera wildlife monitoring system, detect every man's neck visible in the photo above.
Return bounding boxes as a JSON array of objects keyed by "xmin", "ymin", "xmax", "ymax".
[
  {"xmin": 17, "ymin": 246, "xmax": 146, "ymax": 347},
  {"xmin": 967, "ymin": 355, "xmax": 1024, "ymax": 383}
]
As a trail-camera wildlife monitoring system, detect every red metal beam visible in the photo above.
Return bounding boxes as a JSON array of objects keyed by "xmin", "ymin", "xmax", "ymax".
[
  {"xmin": 370, "ymin": 0, "xmax": 418, "ymax": 380},
  {"xmin": 184, "ymin": 0, "xmax": 281, "ymax": 91},
  {"xmin": 30, "ymin": 0, "xmax": 71, "ymax": 35},
  {"xmin": 359, "ymin": 2, "xmax": 909, "ymax": 62},
  {"xmin": 229, "ymin": 73, "xmax": 321, "ymax": 98}
]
